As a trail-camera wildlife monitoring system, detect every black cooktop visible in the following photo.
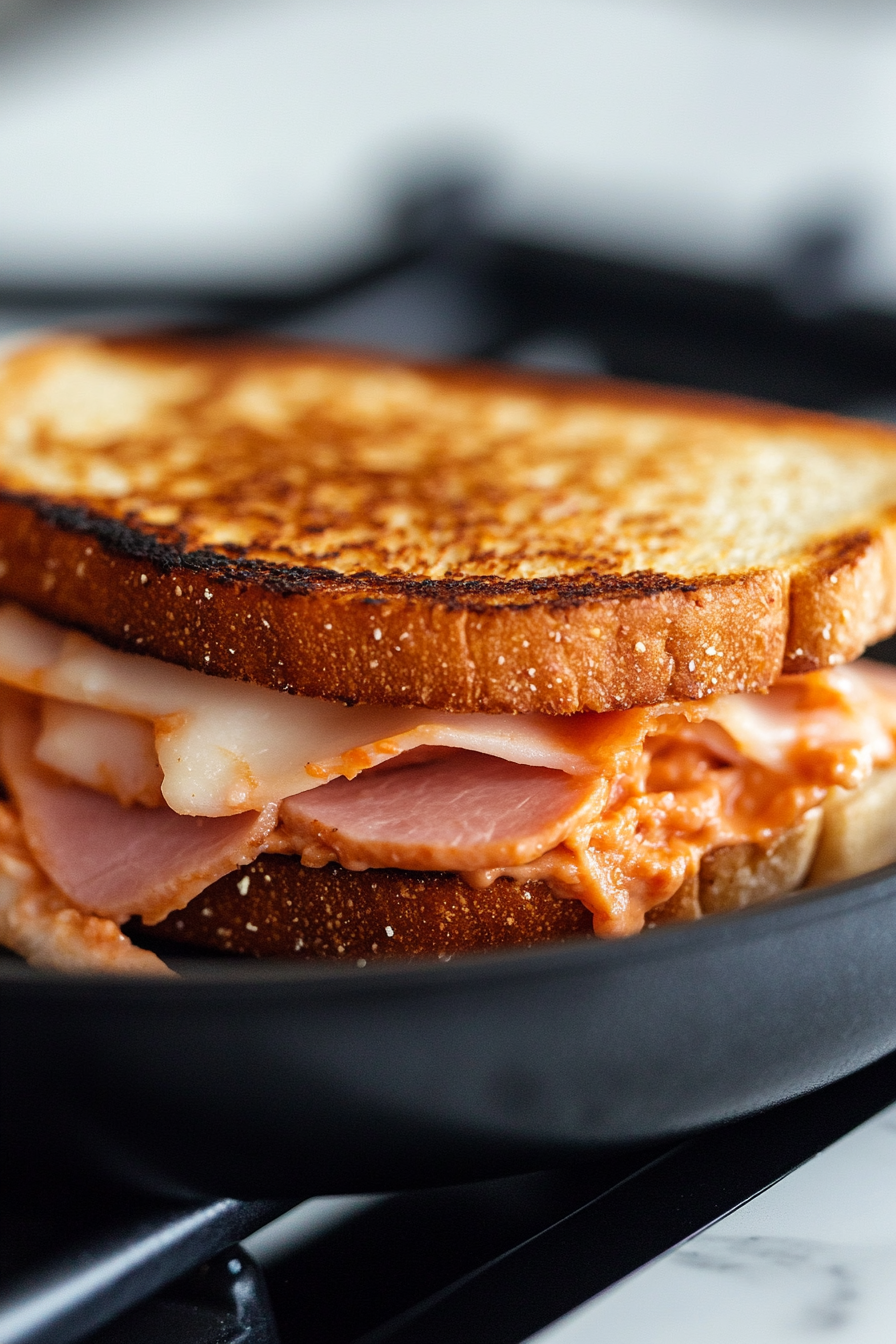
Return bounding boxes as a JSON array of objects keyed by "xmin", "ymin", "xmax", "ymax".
[{"xmin": 3, "ymin": 1049, "xmax": 896, "ymax": 1344}]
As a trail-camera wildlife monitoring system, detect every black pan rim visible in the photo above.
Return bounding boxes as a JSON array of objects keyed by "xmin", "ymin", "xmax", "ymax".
[{"xmin": 3, "ymin": 860, "xmax": 896, "ymax": 1000}]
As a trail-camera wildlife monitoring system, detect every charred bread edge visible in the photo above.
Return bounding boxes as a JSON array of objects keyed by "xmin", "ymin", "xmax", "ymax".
[{"xmin": 3, "ymin": 496, "xmax": 893, "ymax": 713}]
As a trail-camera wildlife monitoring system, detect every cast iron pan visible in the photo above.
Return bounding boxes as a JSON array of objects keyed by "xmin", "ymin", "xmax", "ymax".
[{"xmin": 3, "ymin": 861, "xmax": 896, "ymax": 1199}]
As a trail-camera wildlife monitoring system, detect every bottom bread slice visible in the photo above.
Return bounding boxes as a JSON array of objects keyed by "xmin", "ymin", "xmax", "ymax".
[
  {"xmin": 145, "ymin": 864, "xmax": 596, "ymax": 960},
  {"xmin": 807, "ymin": 764, "xmax": 896, "ymax": 887},
  {"xmin": 139, "ymin": 799, "xmax": 830, "ymax": 961}
]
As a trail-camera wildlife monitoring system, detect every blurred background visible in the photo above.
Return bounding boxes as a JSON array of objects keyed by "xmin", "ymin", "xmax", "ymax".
[{"xmin": 1, "ymin": 0, "xmax": 896, "ymax": 409}]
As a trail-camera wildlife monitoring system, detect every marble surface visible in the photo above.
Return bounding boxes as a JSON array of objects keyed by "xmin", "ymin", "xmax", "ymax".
[{"xmin": 530, "ymin": 1100, "xmax": 896, "ymax": 1343}]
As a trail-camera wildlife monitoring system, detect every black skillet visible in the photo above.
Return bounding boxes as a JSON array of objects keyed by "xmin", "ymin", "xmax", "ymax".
[{"xmin": 3, "ymin": 852, "xmax": 896, "ymax": 1200}]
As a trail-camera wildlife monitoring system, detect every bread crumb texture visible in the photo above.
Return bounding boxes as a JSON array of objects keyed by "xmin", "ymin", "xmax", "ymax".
[
  {"xmin": 147, "ymin": 858, "xmax": 594, "ymax": 959},
  {"xmin": 2, "ymin": 334, "xmax": 896, "ymax": 712}
]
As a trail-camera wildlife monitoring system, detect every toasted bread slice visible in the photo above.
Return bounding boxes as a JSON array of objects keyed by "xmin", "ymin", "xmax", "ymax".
[
  {"xmin": 2, "ymin": 333, "xmax": 896, "ymax": 712},
  {"xmin": 146, "ymin": 861, "xmax": 596, "ymax": 960}
]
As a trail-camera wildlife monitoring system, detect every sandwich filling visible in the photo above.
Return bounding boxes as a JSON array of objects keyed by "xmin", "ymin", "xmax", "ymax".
[{"xmin": 2, "ymin": 600, "xmax": 896, "ymax": 970}]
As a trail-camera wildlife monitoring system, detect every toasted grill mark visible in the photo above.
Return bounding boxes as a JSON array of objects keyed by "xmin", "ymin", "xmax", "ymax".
[
  {"xmin": 0, "ymin": 489, "xmax": 709, "ymax": 609},
  {"xmin": 5, "ymin": 333, "xmax": 896, "ymax": 583}
]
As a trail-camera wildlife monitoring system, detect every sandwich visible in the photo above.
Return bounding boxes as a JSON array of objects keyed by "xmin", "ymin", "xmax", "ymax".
[{"xmin": 2, "ymin": 333, "xmax": 896, "ymax": 975}]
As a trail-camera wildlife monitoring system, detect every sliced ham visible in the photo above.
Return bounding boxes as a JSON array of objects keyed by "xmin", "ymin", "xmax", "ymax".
[
  {"xmin": 0, "ymin": 697, "xmax": 277, "ymax": 925},
  {"xmin": 5, "ymin": 602, "xmax": 896, "ymax": 963},
  {"xmin": 279, "ymin": 750, "xmax": 607, "ymax": 872},
  {"xmin": 5, "ymin": 603, "xmax": 896, "ymax": 829},
  {"xmin": 0, "ymin": 803, "xmax": 172, "ymax": 976}
]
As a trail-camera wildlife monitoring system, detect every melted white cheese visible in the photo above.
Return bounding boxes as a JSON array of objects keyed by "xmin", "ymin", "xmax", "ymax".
[
  {"xmin": 0, "ymin": 604, "xmax": 604, "ymax": 816},
  {"xmin": 7, "ymin": 603, "xmax": 893, "ymax": 822}
]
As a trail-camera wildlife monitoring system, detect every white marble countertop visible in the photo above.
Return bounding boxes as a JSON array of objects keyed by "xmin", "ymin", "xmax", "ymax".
[{"xmin": 531, "ymin": 1100, "xmax": 896, "ymax": 1343}]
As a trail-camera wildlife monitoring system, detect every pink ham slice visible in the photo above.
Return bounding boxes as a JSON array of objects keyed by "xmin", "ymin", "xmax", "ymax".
[
  {"xmin": 279, "ymin": 750, "xmax": 605, "ymax": 872},
  {"xmin": 0, "ymin": 700, "xmax": 277, "ymax": 925}
]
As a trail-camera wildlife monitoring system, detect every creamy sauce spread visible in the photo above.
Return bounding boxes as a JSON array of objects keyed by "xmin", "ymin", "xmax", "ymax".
[{"xmin": 490, "ymin": 668, "xmax": 896, "ymax": 933}]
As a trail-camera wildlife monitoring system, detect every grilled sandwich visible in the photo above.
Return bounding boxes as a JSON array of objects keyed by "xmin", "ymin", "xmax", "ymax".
[{"xmin": 2, "ymin": 333, "xmax": 896, "ymax": 974}]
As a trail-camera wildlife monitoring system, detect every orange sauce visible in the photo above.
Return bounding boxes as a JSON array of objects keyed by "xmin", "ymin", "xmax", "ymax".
[{"xmin": 464, "ymin": 668, "xmax": 896, "ymax": 937}]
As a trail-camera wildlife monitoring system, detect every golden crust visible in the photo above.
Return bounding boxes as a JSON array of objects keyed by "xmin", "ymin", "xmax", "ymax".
[
  {"xmin": 783, "ymin": 529, "xmax": 896, "ymax": 672},
  {"xmin": 0, "ymin": 498, "xmax": 789, "ymax": 712},
  {"xmin": 2, "ymin": 334, "xmax": 896, "ymax": 712},
  {"xmin": 146, "ymin": 857, "xmax": 595, "ymax": 960}
]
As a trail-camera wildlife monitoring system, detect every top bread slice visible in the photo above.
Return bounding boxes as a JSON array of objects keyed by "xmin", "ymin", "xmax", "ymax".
[{"xmin": 1, "ymin": 332, "xmax": 896, "ymax": 714}]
